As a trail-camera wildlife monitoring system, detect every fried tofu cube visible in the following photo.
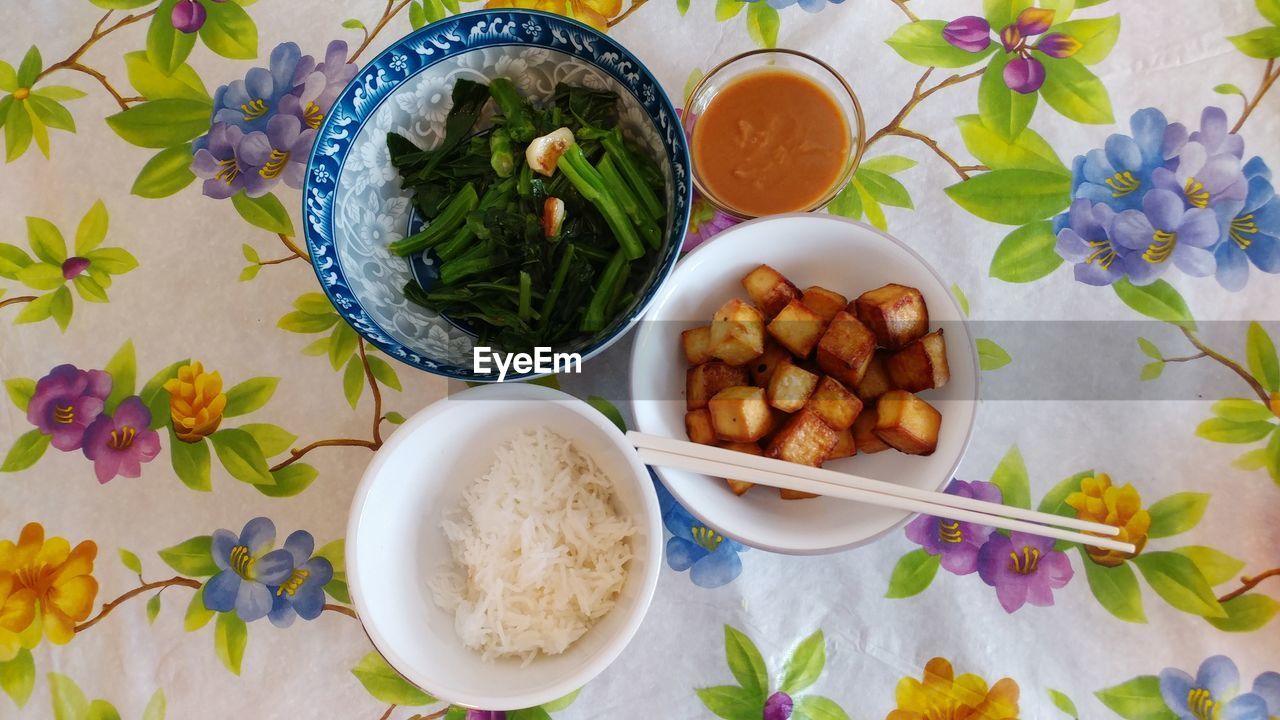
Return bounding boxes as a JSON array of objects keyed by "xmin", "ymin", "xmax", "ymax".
[
  {"xmin": 710, "ymin": 299, "xmax": 766, "ymax": 366},
  {"xmin": 853, "ymin": 283, "xmax": 929, "ymax": 350},
  {"xmin": 748, "ymin": 342, "xmax": 792, "ymax": 387},
  {"xmin": 766, "ymin": 359, "xmax": 820, "ymax": 413},
  {"xmin": 828, "ymin": 427, "xmax": 856, "ymax": 459},
  {"xmin": 718, "ymin": 441, "xmax": 763, "ymax": 495},
  {"xmin": 709, "ymin": 386, "xmax": 773, "ymax": 442},
  {"xmin": 855, "ymin": 350, "xmax": 895, "ymax": 401},
  {"xmin": 686, "ymin": 361, "xmax": 750, "ymax": 410},
  {"xmin": 685, "ymin": 409, "xmax": 717, "ymax": 445},
  {"xmin": 681, "ymin": 326, "xmax": 714, "ymax": 366},
  {"xmin": 767, "ymin": 299, "xmax": 827, "ymax": 358},
  {"xmin": 874, "ymin": 390, "xmax": 942, "ymax": 455},
  {"xmin": 800, "ymin": 286, "xmax": 848, "ymax": 322},
  {"xmin": 765, "ymin": 409, "xmax": 838, "ymax": 467},
  {"xmin": 816, "ymin": 311, "xmax": 878, "ymax": 387},
  {"xmin": 852, "ymin": 407, "xmax": 891, "ymax": 454},
  {"xmin": 805, "ymin": 376, "xmax": 862, "ymax": 430},
  {"xmin": 741, "ymin": 264, "xmax": 801, "ymax": 317},
  {"xmin": 780, "ymin": 488, "xmax": 821, "ymax": 500},
  {"xmin": 886, "ymin": 329, "xmax": 950, "ymax": 393}
]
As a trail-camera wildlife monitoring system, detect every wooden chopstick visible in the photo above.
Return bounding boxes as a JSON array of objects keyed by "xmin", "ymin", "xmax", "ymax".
[{"xmin": 629, "ymin": 432, "xmax": 1136, "ymax": 554}]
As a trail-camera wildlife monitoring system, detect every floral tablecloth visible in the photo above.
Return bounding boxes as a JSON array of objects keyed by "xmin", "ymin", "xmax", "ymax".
[{"xmin": 2, "ymin": 1, "xmax": 1279, "ymax": 718}]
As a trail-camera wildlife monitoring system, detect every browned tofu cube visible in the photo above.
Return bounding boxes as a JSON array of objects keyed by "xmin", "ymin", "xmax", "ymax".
[
  {"xmin": 681, "ymin": 326, "xmax": 714, "ymax": 366},
  {"xmin": 805, "ymin": 376, "xmax": 862, "ymax": 430},
  {"xmin": 741, "ymin": 264, "xmax": 801, "ymax": 317},
  {"xmin": 853, "ymin": 283, "xmax": 929, "ymax": 350},
  {"xmin": 758, "ymin": 407, "xmax": 792, "ymax": 448},
  {"xmin": 709, "ymin": 386, "xmax": 773, "ymax": 442},
  {"xmin": 780, "ymin": 488, "xmax": 820, "ymax": 500},
  {"xmin": 828, "ymin": 427, "xmax": 856, "ymax": 459},
  {"xmin": 766, "ymin": 359, "xmax": 820, "ymax": 413},
  {"xmin": 686, "ymin": 361, "xmax": 750, "ymax": 410},
  {"xmin": 718, "ymin": 441, "xmax": 763, "ymax": 495},
  {"xmin": 852, "ymin": 407, "xmax": 891, "ymax": 454},
  {"xmin": 800, "ymin": 286, "xmax": 848, "ymax": 322},
  {"xmin": 710, "ymin": 299, "xmax": 766, "ymax": 366},
  {"xmin": 767, "ymin": 299, "xmax": 827, "ymax": 358},
  {"xmin": 765, "ymin": 409, "xmax": 838, "ymax": 467},
  {"xmin": 685, "ymin": 409, "xmax": 717, "ymax": 445},
  {"xmin": 816, "ymin": 311, "xmax": 878, "ymax": 387},
  {"xmin": 874, "ymin": 390, "xmax": 942, "ymax": 455},
  {"xmin": 855, "ymin": 350, "xmax": 895, "ymax": 401},
  {"xmin": 748, "ymin": 342, "xmax": 792, "ymax": 388},
  {"xmin": 886, "ymin": 329, "xmax": 950, "ymax": 393}
]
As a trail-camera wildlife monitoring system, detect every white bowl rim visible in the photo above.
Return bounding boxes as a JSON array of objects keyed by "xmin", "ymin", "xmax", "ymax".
[
  {"xmin": 628, "ymin": 212, "xmax": 980, "ymax": 555},
  {"xmin": 346, "ymin": 382, "xmax": 664, "ymax": 709}
]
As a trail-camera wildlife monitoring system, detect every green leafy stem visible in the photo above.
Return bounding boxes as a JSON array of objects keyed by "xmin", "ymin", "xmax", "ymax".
[
  {"xmin": 1218, "ymin": 567, "xmax": 1280, "ymax": 603},
  {"xmin": 1176, "ymin": 327, "xmax": 1272, "ymax": 404},
  {"xmin": 860, "ymin": 65, "xmax": 989, "ymax": 180},
  {"xmin": 34, "ymin": 8, "xmax": 155, "ymax": 111},
  {"xmin": 1230, "ymin": 58, "xmax": 1279, "ymax": 132}
]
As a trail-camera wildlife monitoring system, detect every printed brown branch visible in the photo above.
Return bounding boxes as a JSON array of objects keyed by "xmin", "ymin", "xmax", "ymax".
[
  {"xmin": 413, "ymin": 709, "xmax": 450, "ymax": 720},
  {"xmin": 0, "ymin": 295, "xmax": 37, "ymax": 310},
  {"xmin": 350, "ymin": 0, "xmax": 416, "ymax": 65},
  {"xmin": 1180, "ymin": 327, "xmax": 1271, "ymax": 404},
  {"xmin": 862, "ymin": 67, "xmax": 987, "ymax": 180},
  {"xmin": 1158, "ymin": 351, "xmax": 1208, "ymax": 364},
  {"xmin": 1217, "ymin": 567, "xmax": 1280, "ymax": 603},
  {"xmin": 1231, "ymin": 59, "xmax": 1279, "ymax": 134},
  {"xmin": 35, "ymin": 9, "xmax": 156, "ymax": 111},
  {"xmin": 890, "ymin": 0, "xmax": 920, "ymax": 22},
  {"xmin": 378, "ymin": 705, "xmax": 396, "ymax": 720},
  {"xmin": 609, "ymin": 0, "xmax": 650, "ymax": 27},
  {"xmin": 257, "ymin": 254, "xmax": 305, "ymax": 267},
  {"xmin": 75, "ymin": 576, "xmax": 201, "ymax": 633},
  {"xmin": 278, "ymin": 233, "xmax": 309, "ymax": 259}
]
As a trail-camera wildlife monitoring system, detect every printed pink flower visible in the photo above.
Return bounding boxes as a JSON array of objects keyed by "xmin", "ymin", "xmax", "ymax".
[
  {"xmin": 27, "ymin": 365, "xmax": 112, "ymax": 452},
  {"xmin": 81, "ymin": 397, "xmax": 161, "ymax": 484}
]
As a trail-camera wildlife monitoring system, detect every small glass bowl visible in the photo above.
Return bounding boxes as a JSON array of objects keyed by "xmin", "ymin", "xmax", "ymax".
[{"xmin": 682, "ymin": 49, "xmax": 865, "ymax": 220}]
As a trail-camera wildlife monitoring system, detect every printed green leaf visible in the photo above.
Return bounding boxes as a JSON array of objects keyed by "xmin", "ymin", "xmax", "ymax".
[
  {"xmin": 854, "ymin": 180, "xmax": 886, "ymax": 230},
  {"xmin": 103, "ymin": 340, "xmax": 137, "ymax": 413},
  {"xmin": 294, "ymin": 293, "xmax": 336, "ymax": 315},
  {"xmin": 1246, "ymin": 321, "xmax": 1279, "ymax": 391},
  {"xmin": 1208, "ymin": 594, "xmax": 1279, "ymax": 632},
  {"xmin": 85, "ymin": 247, "xmax": 139, "ymax": 274},
  {"xmin": 779, "ymin": 630, "xmax": 825, "ymax": 694},
  {"xmin": 316, "ymin": 539, "xmax": 350, "ymax": 603},
  {"xmin": 200, "ymin": 0, "xmax": 258, "ymax": 59},
  {"xmin": 955, "ymin": 115, "xmax": 1067, "ymax": 173},
  {"xmin": 984, "ymin": 0, "xmax": 1033, "ymax": 28},
  {"xmin": 1215, "ymin": 83, "xmax": 1247, "ymax": 99},
  {"xmin": 1047, "ymin": 688, "xmax": 1079, "ymax": 718},
  {"xmin": 238, "ymin": 423, "xmax": 295, "ymax": 457},
  {"xmin": 328, "ymin": 322, "xmax": 358, "ymax": 370},
  {"xmin": 258, "ymin": 463, "xmax": 318, "ymax": 498},
  {"xmin": 989, "ymin": 221, "xmax": 1062, "ymax": 282},
  {"xmin": 231, "ymin": 191, "xmax": 295, "ymax": 236},
  {"xmin": 1233, "ymin": 447, "xmax": 1269, "ymax": 471},
  {"xmin": 301, "ymin": 337, "xmax": 329, "ymax": 356},
  {"xmin": 88, "ymin": 699, "xmax": 122, "ymax": 720},
  {"xmin": 366, "ymin": 355, "xmax": 402, "ymax": 391},
  {"xmin": 861, "ymin": 155, "xmax": 916, "ymax": 174},
  {"xmin": 408, "ymin": 2, "xmax": 428, "ymax": 29},
  {"xmin": 27, "ymin": 96, "xmax": 75, "ymax": 133},
  {"xmin": 990, "ymin": 446, "xmax": 1030, "ymax": 508},
  {"xmin": 119, "ymin": 548, "xmax": 143, "ymax": 575},
  {"xmin": 16, "ymin": 47, "xmax": 42, "ymax": 88},
  {"xmin": 977, "ymin": 338, "xmax": 1012, "ymax": 370},
  {"xmin": 746, "ymin": 2, "xmax": 780, "ymax": 48},
  {"xmin": 1051, "ymin": 16, "xmax": 1121, "ymax": 65},
  {"xmin": 945, "ymin": 170, "xmax": 1071, "ymax": 225},
  {"xmin": 142, "ymin": 690, "xmax": 166, "ymax": 720},
  {"xmin": 715, "ymin": 0, "xmax": 746, "ymax": 21},
  {"xmin": 351, "ymin": 652, "xmax": 436, "ymax": 705},
  {"xmin": 26, "ymin": 216, "xmax": 66, "ymax": 264},
  {"xmin": 1228, "ymin": 27, "xmax": 1280, "ymax": 58},
  {"xmin": 147, "ymin": 1, "xmax": 198, "ymax": 75},
  {"xmin": 385, "ymin": 411, "xmax": 406, "ymax": 425},
  {"xmin": 0, "ymin": 242, "xmax": 33, "ymax": 278},
  {"xmin": 1037, "ymin": 470, "xmax": 1091, "ymax": 516},
  {"xmin": 343, "ymin": 355, "xmax": 364, "ymax": 409},
  {"xmin": 222, "ymin": 376, "xmax": 278, "ymax": 417},
  {"xmin": 1137, "ymin": 337, "xmax": 1161, "ymax": 359},
  {"xmin": 1132, "ymin": 551, "xmax": 1226, "ymax": 618},
  {"xmin": 1195, "ymin": 417, "xmax": 1275, "ymax": 443},
  {"xmin": 1172, "ymin": 546, "xmax": 1244, "ymax": 586},
  {"xmin": 1040, "ymin": 0, "xmax": 1075, "ymax": 22},
  {"xmin": 696, "ymin": 685, "xmax": 760, "ymax": 720},
  {"xmin": 141, "ymin": 359, "xmax": 187, "ymax": 429},
  {"xmin": 1039, "ymin": 56, "xmax": 1114, "ymax": 124},
  {"xmin": 1259, "ymin": 0, "xmax": 1280, "ymax": 25},
  {"xmin": 74, "ymin": 275, "xmax": 108, "ymax": 303},
  {"xmin": 886, "ymin": 20, "xmax": 996, "ymax": 68},
  {"xmin": 0, "ymin": 649, "xmax": 34, "ymax": 708},
  {"xmin": 980, "ymin": 52, "xmax": 1038, "ymax": 140},
  {"xmin": 1268, "ymin": 429, "xmax": 1280, "ymax": 482},
  {"xmin": 1146, "ymin": 492, "xmax": 1209, "ymax": 537},
  {"xmin": 792, "ymin": 695, "xmax": 850, "ymax": 720},
  {"xmin": 278, "ymin": 311, "xmax": 339, "ymax": 333},
  {"xmin": 1112, "ymin": 278, "xmax": 1196, "ymax": 330},
  {"xmin": 885, "ymin": 548, "xmax": 941, "ymax": 598},
  {"xmin": 132, "ymin": 143, "xmax": 198, "ymax": 198},
  {"xmin": 951, "ymin": 284, "xmax": 970, "ymax": 316},
  {"xmin": 107, "ymin": 98, "xmax": 209, "ymax": 148},
  {"xmin": 16, "ymin": 263, "xmax": 64, "ymax": 290},
  {"xmin": 158, "ymin": 535, "xmax": 218, "ymax": 576},
  {"xmin": 5, "ymin": 98, "xmax": 34, "ymax": 162},
  {"xmin": 724, "ymin": 625, "xmax": 769, "ymax": 703},
  {"xmin": 146, "ymin": 592, "xmax": 161, "ymax": 623},
  {"xmin": 184, "ymin": 589, "xmax": 215, "ymax": 631},
  {"xmin": 856, "ymin": 168, "xmax": 912, "ymax": 208},
  {"xmin": 169, "ymin": 431, "xmax": 212, "ymax": 491},
  {"xmin": 541, "ymin": 688, "xmax": 581, "ymax": 711},
  {"xmin": 32, "ymin": 86, "xmax": 87, "ymax": 102},
  {"xmin": 676, "ymin": 0, "xmax": 691, "ymax": 14},
  {"xmin": 5, "ymin": 378, "xmax": 35, "ymax": 412},
  {"xmin": 12, "ymin": 292, "xmax": 54, "ymax": 325},
  {"xmin": 1082, "ymin": 551, "xmax": 1146, "ymax": 623},
  {"xmin": 2, "ymin": 429, "xmax": 50, "ymax": 472},
  {"xmin": 1096, "ymin": 676, "xmax": 1178, "ymax": 720},
  {"xmin": 48, "ymin": 673, "xmax": 89, "ymax": 720},
  {"xmin": 0, "ymin": 62, "xmax": 12, "ymax": 92},
  {"xmin": 441, "ymin": 0, "xmax": 460, "ymax": 11},
  {"xmin": 828, "ymin": 179, "xmax": 863, "ymax": 219},
  {"xmin": 209, "ymin": 428, "xmax": 274, "ymax": 485},
  {"xmin": 1212, "ymin": 398, "xmax": 1274, "ymax": 423},
  {"xmin": 587, "ymin": 395, "xmax": 627, "ymax": 433},
  {"xmin": 241, "ymin": 244, "xmax": 259, "ymax": 263},
  {"xmin": 214, "ymin": 611, "xmax": 248, "ymax": 675},
  {"xmin": 343, "ymin": 18, "xmax": 367, "ymax": 29},
  {"xmin": 124, "ymin": 51, "xmax": 210, "ymax": 103},
  {"xmin": 1140, "ymin": 361, "xmax": 1164, "ymax": 381}
]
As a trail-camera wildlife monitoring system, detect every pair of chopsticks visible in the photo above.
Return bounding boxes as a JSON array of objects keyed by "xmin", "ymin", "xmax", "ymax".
[{"xmin": 628, "ymin": 431, "xmax": 1136, "ymax": 554}]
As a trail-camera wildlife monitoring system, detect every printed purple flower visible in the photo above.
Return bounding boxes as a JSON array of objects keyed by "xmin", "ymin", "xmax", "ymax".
[
  {"xmin": 80, "ymin": 397, "xmax": 161, "ymax": 484},
  {"xmin": 266, "ymin": 530, "xmax": 334, "ymax": 628},
  {"xmin": 1036, "ymin": 33, "xmax": 1081, "ymax": 58},
  {"xmin": 904, "ymin": 479, "xmax": 1001, "ymax": 575},
  {"xmin": 764, "ymin": 692, "xmax": 794, "ymax": 720},
  {"xmin": 465, "ymin": 712, "xmax": 506, "ymax": 720},
  {"xmin": 238, "ymin": 114, "xmax": 316, "ymax": 194},
  {"xmin": 280, "ymin": 40, "xmax": 356, "ymax": 132},
  {"xmin": 1013, "ymin": 7, "xmax": 1055, "ymax": 36},
  {"xmin": 207, "ymin": 42, "xmax": 303, "ymax": 135},
  {"xmin": 943, "ymin": 16, "xmax": 992, "ymax": 53},
  {"xmin": 1003, "ymin": 56, "xmax": 1046, "ymax": 94},
  {"xmin": 1159, "ymin": 656, "xmax": 1272, "ymax": 720},
  {"xmin": 1111, "ymin": 188, "xmax": 1219, "ymax": 284},
  {"xmin": 60, "ymin": 257, "xmax": 90, "ymax": 280},
  {"xmin": 976, "ymin": 531, "xmax": 1073, "ymax": 613},
  {"xmin": 26, "ymin": 364, "xmax": 111, "ymax": 451},
  {"xmin": 204, "ymin": 517, "xmax": 295, "ymax": 623},
  {"xmin": 1153, "ymin": 111, "xmax": 1248, "ymax": 211},
  {"xmin": 1213, "ymin": 156, "xmax": 1280, "ymax": 290},
  {"xmin": 1166, "ymin": 105, "xmax": 1245, "ymax": 160},
  {"xmin": 747, "ymin": 0, "xmax": 848, "ymax": 11},
  {"xmin": 191, "ymin": 123, "xmax": 259, "ymax": 199},
  {"xmin": 684, "ymin": 192, "xmax": 741, "ymax": 252},
  {"xmin": 1072, "ymin": 107, "xmax": 1175, "ymax": 211},
  {"xmin": 171, "ymin": 0, "xmax": 207, "ymax": 33},
  {"xmin": 1056, "ymin": 199, "xmax": 1125, "ymax": 286}
]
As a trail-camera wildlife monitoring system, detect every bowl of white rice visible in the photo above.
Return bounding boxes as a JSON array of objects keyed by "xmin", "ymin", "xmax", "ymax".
[{"xmin": 346, "ymin": 383, "xmax": 662, "ymax": 711}]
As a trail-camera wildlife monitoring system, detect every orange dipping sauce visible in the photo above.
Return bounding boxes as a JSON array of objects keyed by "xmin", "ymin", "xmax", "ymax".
[{"xmin": 692, "ymin": 69, "xmax": 851, "ymax": 216}]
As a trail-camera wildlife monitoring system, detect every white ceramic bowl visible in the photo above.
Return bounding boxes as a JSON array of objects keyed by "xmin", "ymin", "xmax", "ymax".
[
  {"xmin": 630, "ymin": 214, "xmax": 978, "ymax": 554},
  {"xmin": 347, "ymin": 383, "xmax": 662, "ymax": 710}
]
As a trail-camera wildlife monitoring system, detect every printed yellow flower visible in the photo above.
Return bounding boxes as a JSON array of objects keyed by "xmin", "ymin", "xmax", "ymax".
[
  {"xmin": 483, "ymin": 0, "xmax": 623, "ymax": 31},
  {"xmin": 888, "ymin": 657, "xmax": 1020, "ymax": 720},
  {"xmin": 0, "ymin": 523, "xmax": 99, "ymax": 645},
  {"xmin": 0, "ymin": 572, "xmax": 38, "ymax": 661},
  {"xmin": 1065, "ymin": 472, "xmax": 1150, "ymax": 566},
  {"xmin": 163, "ymin": 361, "xmax": 227, "ymax": 443}
]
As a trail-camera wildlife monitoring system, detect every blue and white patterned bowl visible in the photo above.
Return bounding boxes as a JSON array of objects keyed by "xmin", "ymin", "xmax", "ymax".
[{"xmin": 301, "ymin": 10, "xmax": 692, "ymax": 381}]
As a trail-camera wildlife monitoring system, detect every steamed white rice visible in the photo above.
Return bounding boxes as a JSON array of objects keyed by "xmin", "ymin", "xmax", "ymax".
[{"xmin": 430, "ymin": 427, "xmax": 635, "ymax": 664}]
